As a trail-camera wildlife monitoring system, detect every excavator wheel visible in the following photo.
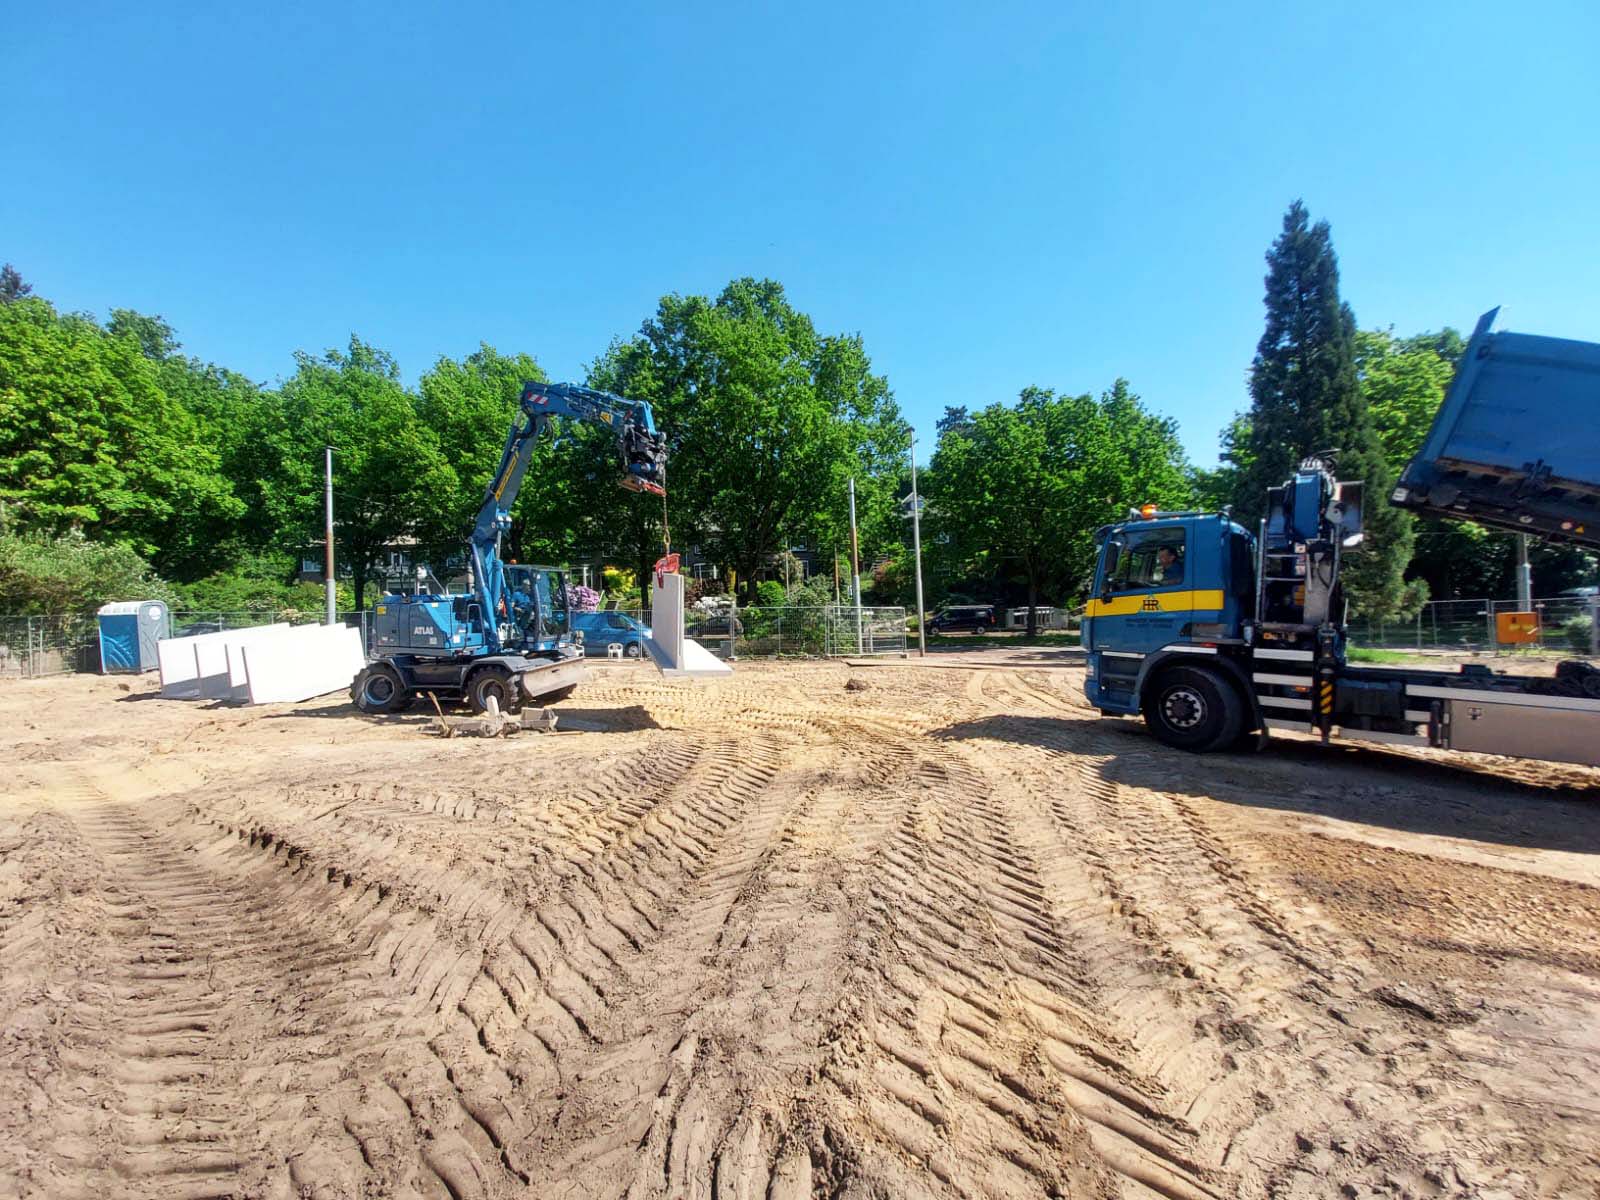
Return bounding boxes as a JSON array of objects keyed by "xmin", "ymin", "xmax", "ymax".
[
  {"xmin": 467, "ymin": 665, "xmax": 521, "ymax": 714},
  {"xmin": 352, "ymin": 662, "xmax": 414, "ymax": 715}
]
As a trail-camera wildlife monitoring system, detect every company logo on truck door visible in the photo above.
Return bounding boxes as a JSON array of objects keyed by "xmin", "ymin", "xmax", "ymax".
[{"xmin": 1086, "ymin": 589, "xmax": 1225, "ymax": 618}]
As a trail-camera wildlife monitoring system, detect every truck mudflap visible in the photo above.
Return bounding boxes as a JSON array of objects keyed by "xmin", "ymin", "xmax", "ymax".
[{"xmin": 517, "ymin": 657, "xmax": 589, "ymax": 702}]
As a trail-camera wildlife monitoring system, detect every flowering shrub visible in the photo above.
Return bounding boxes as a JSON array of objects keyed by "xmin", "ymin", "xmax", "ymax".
[{"xmin": 569, "ymin": 584, "xmax": 601, "ymax": 612}]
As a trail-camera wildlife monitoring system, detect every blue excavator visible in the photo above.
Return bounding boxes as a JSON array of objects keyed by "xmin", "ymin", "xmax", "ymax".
[{"xmin": 349, "ymin": 381, "xmax": 667, "ymax": 714}]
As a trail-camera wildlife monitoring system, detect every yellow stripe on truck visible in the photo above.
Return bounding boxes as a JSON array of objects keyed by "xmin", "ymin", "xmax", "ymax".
[{"xmin": 1085, "ymin": 589, "xmax": 1225, "ymax": 618}]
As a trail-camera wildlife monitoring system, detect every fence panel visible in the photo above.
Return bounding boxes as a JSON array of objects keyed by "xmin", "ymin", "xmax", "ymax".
[
  {"xmin": 0, "ymin": 615, "xmax": 101, "ymax": 678},
  {"xmin": 586, "ymin": 604, "xmax": 910, "ymax": 659},
  {"xmin": 1346, "ymin": 595, "xmax": 1600, "ymax": 654}
]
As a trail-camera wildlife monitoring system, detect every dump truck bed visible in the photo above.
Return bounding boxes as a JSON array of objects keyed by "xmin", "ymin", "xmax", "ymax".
[{"xmin": 1393, "ymin": 308, "xmax": 1600, "ymax": 547}]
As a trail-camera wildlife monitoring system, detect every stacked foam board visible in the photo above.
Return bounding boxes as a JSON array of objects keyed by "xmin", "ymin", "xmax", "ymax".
[
  {"xmin": 159, "ymin": 624, "xmax": 289, "ymax": 699},
  {"xmin": 642, "ymin": 574, "xmax": 733, "ymax": 678},
  {"xmin": 158, "ymin": 623, "xmax": 365, "ymax": 705}
]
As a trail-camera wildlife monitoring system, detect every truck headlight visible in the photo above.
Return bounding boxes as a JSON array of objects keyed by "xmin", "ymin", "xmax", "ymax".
[{"xmin": 1085, "ymin": 655, "xmax": 1096, "ymax": 679}]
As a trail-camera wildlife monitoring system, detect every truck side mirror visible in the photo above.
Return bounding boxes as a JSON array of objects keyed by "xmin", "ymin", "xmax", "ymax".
[{"xmin": 1099, "ymin": 540, "xmax": 1123, "ymax": 601}]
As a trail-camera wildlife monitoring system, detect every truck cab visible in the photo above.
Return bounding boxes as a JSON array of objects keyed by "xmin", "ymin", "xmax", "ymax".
[{"xmin": 1084, "ymin": 510, "xmax": 1257, "ymax": 721}]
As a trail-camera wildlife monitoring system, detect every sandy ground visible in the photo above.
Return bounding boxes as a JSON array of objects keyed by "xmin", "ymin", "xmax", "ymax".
[{"xmin": 1, "ymin": 656, "xmax": 1598, "ymax": 1200}]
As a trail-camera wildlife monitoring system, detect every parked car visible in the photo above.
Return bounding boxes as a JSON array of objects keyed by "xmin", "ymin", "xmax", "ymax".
[
  {"xmin": 1559, "ymin": 586, "xmax": 1599, "ymax": 598},
  {"xmin": 571, "ymin": 610, "xmax": 651, "ymax": 657},
  {"xmin": 925, "ymin": 604, "xmax": 997, "ymax": 634},
  {"xmin": 688, "ymin": 612, "xmax": 744, "ymax": 638}
]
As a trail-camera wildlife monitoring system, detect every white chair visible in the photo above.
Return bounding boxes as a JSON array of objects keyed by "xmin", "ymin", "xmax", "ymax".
[{"xmin": 606, "ymin": 643, "xmax": 625, "ymax": 660}]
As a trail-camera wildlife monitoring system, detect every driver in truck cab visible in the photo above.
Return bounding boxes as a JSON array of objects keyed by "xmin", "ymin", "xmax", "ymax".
[{"xmin": 1156, "ymin": 544, "xmax": 1183, "ymax": 585}]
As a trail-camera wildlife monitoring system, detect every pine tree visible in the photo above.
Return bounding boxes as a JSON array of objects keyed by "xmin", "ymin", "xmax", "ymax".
[
  {"xmin": 0, "ymin": 264, "xmax": 31, "ymax": 303},
  {"xmin": 1236, "ymin": 201, "xmax": 1420, "ymax": 619}
]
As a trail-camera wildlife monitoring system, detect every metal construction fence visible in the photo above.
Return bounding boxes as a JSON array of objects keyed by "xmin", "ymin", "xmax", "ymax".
[
  {"xmin": 610, "ymin": 604, "xmax": 908, "ymax": 659},
  {"xmin": 1347, "ymin": 595, "xmax": 1600, "ymax": 655},
  {"xmin": 0, "ymin": 610, "xmax": 374, "ymax": 679},
  {"xmin": 0, "ymin": 603, "xmax": 910, "ymax": 678}
]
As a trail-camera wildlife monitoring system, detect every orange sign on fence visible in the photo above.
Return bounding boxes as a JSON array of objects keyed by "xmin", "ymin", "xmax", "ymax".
[{"xmin": 1495, "ymin": 611, "xmax": 1540, "ymax": 644}]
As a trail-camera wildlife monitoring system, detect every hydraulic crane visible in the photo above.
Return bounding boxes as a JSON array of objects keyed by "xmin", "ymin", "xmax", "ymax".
[{"xmin": 350, "ymin": 381, "xmax": 667, "ymax": 714}]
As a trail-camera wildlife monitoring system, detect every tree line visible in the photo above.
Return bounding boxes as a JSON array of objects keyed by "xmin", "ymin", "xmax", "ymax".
[
  {"xmin": 0, "ymin": 275, "xmax": 912, "ymax": 614},
  {"xmin": 3, "ymin": 207, "xmax": 1590, "ymax": 625}
]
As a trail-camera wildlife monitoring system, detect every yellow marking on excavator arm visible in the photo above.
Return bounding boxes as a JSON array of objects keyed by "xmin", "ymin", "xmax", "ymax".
[{"xmin": 493, "ymin": 449, "xmax": 520, "ymax": 501}]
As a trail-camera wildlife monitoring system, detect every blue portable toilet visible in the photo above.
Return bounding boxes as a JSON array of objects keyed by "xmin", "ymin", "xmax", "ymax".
[{"xmin": 97, "ymin": 600, "xmax": 168, "ymax": 673}]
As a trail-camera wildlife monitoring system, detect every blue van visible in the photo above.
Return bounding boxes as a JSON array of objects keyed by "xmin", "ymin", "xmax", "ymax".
[{"xmin": 572, "ymin": 610, "xmax": 651, "ymax": 658}]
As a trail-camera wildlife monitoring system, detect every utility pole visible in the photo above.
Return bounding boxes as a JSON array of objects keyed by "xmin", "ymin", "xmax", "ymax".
[
  {"xmin": 1516, "ymin": 533, "xmax": 1533, "ymax": 608},
  {"xmin": 909, "ymin": 433, "xmax": 926, "ymax": 657},
  {"xmin": 848, "ymin": 477, "xmax": 863, "ymax": 654},
  {"xmin": 324, "ymin": 447, "xmax": 337, "ymax": 625}
]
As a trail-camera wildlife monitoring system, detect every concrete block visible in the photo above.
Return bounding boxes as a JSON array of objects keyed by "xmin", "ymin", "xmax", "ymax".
[{"xmin": 643, "ymin": 574, "xmax": 732, "ymax": 679}]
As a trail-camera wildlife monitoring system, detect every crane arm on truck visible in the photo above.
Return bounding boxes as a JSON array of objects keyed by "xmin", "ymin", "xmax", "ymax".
[{"xmin": 470, "ymin": 382, "xmax": 668, "ymax": 655}]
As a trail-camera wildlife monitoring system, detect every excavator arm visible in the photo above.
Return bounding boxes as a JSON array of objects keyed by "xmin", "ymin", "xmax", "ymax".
[{"xmin": 471, "ymin": 381, "xmax": 667, "ymax": 653}]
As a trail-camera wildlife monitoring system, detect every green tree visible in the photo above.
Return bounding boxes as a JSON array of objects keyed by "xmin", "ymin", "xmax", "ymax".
[
  {"xmin": 107, "ymin": 309, "xmax": 179, "ymax": 361},
  {"xmin": 926, "ymin": 382, "xmax": 1191, "ymax": 634},
  {"xmin": 0, "ymin": 264, "xmax": 32, "ymax": 304},
  {"xmin": 105, "ymin": 306, "xmax": 278, "ymax": 574},
  {"xmin": 263, "ymin": 338, "xmax": 457, "ymax": 610},
  {"xmin": 1193, "ymin": 413, "xmax": 1252, "ymax": 511},
  {"xmin": 1239, "ymin": 202, "xmax": 1419, "ymax": 619},
  {"xmin": 1353, "ymin": 325, "xmax": 1486, "ymax": 602},
  {"xmin": 0, "ymin": 529, "xmax": 172, "ymax": 615},
  {"xmin": 1355, "ymin": 327, "xmax": 1461, "ymax": 473},
  {"xmin": 415, "ymin": 344, "xmax": 574, "ymax": 570},
  {"xmin": 589, "ymin": 279, "xmax": 907, "ymax": 606},
  {"xmin": 0, "ymin": 297, "xmax": 242, "ymax": 574}
]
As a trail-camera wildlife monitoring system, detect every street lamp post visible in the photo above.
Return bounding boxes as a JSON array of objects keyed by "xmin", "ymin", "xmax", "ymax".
[
  {"xmin": 848, "ymin": 477, "xmax": 863, "ymax": 654},
  {"xmin": 909, "ymin": 433, "xmax": 926, "ymax": 657},
  {"xmin": 324, "ymin": 447, "xmax": 337, "ymax": 625}
]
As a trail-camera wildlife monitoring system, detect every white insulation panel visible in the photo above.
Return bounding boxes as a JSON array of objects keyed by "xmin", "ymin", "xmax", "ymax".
[{"xmin": 242, "ymin": 624, "xmax": 366, "ymax": 705}]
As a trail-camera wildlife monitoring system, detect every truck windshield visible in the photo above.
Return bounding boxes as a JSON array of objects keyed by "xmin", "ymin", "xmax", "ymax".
[{"xmin": 1109, "ymin": 529, "xmax": 1186, "ymax": 590}]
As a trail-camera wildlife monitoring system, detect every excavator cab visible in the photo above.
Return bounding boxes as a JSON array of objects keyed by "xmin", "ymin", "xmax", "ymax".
[{"xmin": 503, "ymin": 564, "xmax": 571, "ymax": 651}]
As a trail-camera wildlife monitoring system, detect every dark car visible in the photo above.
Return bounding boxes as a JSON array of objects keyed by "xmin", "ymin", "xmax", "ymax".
[
  {"xmin": 688, "ymin": 612, "xmax": 745, "ymax": 638},
  {"xmin": 925, "ymin": 604, "xmax": 996, "ymax": 634}
]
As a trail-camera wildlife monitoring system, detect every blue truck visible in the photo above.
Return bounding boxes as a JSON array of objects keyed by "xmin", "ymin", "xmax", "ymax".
[{"xmin": 1083, "ymin": 309, "xmax": 1600, "ymax": 767}]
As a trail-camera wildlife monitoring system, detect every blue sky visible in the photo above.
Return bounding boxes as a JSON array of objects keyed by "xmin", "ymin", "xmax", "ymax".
[{"xmin": 7, "ymin": 2, "xmax": 1599, "ymax": 465}]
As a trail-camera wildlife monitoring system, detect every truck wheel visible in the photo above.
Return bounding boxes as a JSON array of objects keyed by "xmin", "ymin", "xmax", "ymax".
[
  {"xmin": 467, "ymin": 666, "xmax": 520, "ymax": 714},
  {"xmin": 1142, "ymin": 665, "xmax": 1242, "ymax": 753},
  {"xmin": 352, "ymin": 663, "xmax": 413, "ymax": 714}
]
